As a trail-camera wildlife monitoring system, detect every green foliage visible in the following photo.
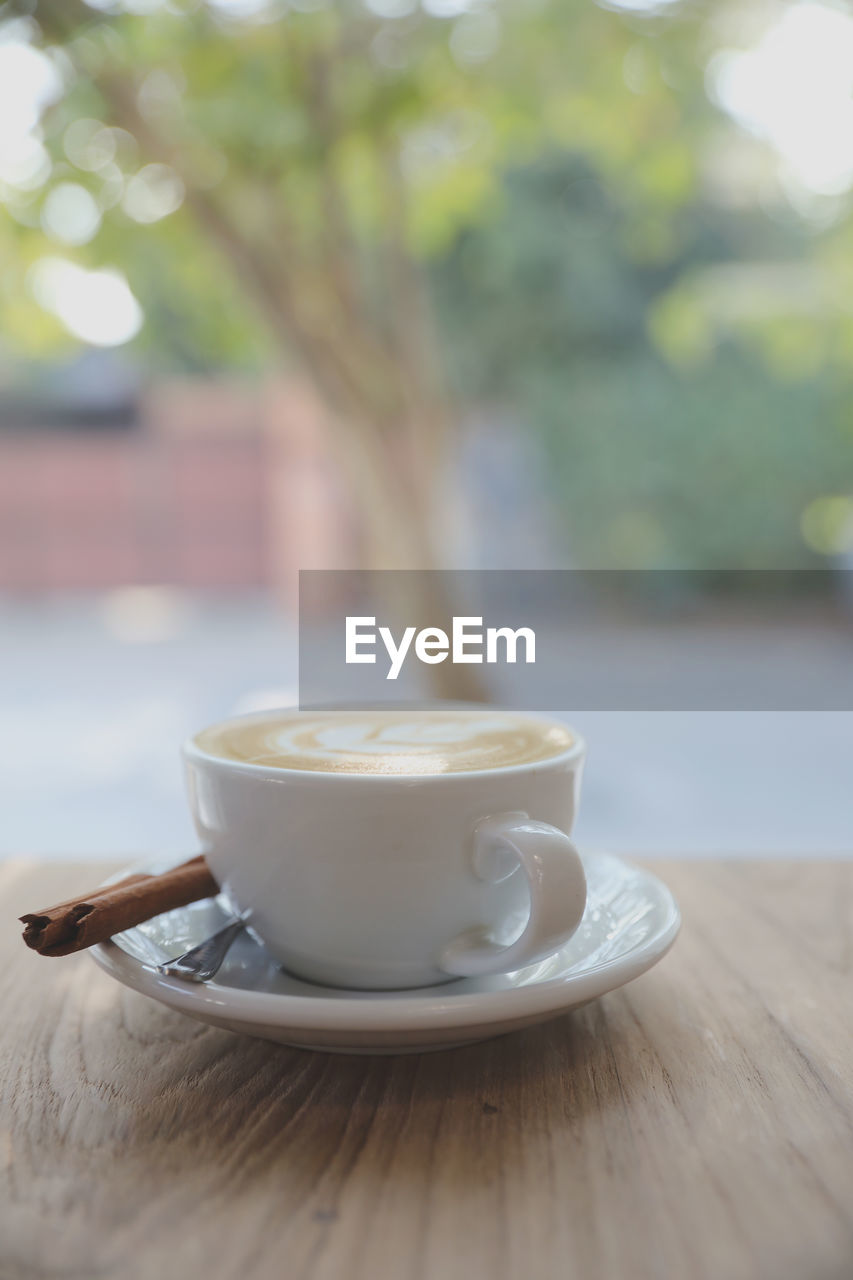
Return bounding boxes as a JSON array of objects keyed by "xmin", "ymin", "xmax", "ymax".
[
  {"xmin": 433, "ymin": 154, "xmax": 853, "ymax": 567},
  {"xmin": 1, "ymin": 0, "xmax": 698, "ymax": 364},
  {"xmin": 535, "ymin": 349, "xmax": 840, "ymax": 569}
]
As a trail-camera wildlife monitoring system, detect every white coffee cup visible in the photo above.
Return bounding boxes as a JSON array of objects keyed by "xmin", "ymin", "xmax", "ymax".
[{"xmin": 183, "ymin": 711, "xmax": 587, "ymax": 990}]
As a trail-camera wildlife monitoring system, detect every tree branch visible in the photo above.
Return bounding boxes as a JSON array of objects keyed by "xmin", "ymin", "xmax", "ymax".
[
  {"xmin": 29, "ymin": 0, "xmax": 397, "ymax": 430},
  {"xmin": 382, "ymin": 148, "xmax": 453, "ymax": 466}
]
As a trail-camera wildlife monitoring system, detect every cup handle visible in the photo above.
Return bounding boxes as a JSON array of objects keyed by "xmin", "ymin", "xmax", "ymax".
[{"xmin": 438, "ymin": 811, "xmax": 587, "ymax": 979}]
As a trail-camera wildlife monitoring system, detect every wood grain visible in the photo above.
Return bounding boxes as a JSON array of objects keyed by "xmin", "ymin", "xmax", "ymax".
[{"xmin": 1, "ymin": 858, "xmax": 851, "ymax": 1280}]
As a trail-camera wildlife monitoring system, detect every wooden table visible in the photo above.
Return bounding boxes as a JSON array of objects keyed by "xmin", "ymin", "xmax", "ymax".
[{"xmin": 1, "ymin": 859, "xmax": 851, "ymax": 1280}]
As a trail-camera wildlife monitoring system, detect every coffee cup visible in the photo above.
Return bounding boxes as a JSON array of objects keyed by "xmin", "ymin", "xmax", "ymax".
[{"xmin": 183, "ymin": 707, "xmax": 587, "ymax": 990}]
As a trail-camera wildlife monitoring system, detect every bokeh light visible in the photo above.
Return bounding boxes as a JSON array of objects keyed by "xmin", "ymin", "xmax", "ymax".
[
  {"xmin": 63, "ymin": 119, "xmax": 118, "ymax": 172},
  {"xmin": 29, "ymin": 257, "xmax": 143, "ymax": 346},
  {"xmin": 99, "ymin": 587, "xmax": 193, "ymax": 644},
  {"xmin": 0, "ymin": 37, "xmax": 61, "ymax": 194},
  {"xmin": 710, "ymin": 2, "xmax": 853, "ymax": 197},
  {"xmin": 121, "ymin": 163, "xmax": 184, "ymax": 224},
  {"xmin": 801, "ymin": 495, "xmax": 853, "ymax": 555},
  {"xmin": 41, "ymin": 182, "xmax": 103, "ymax": 245}
]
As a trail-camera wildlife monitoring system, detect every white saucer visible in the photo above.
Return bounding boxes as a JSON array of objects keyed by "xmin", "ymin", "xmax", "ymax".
[{"xmin": 90, "ymin": 853, "xmax": 680, "ymax": 1054}]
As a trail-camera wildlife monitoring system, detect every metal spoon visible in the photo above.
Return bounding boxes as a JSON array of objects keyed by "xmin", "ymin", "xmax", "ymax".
[{"xmin": 157, "ymin": 914, "xmax": 247, "ymax": 983}]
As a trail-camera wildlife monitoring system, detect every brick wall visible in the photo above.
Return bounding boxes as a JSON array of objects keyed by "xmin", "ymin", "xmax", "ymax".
[{"xmin": 0, "ymin": 379, "xmax": 355, "ymax": 595}]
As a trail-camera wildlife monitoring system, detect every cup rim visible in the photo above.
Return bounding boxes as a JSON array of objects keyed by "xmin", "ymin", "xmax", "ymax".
[{"xmin": 182, "ymin": 706, "xmax": 586, "ymax": 782}]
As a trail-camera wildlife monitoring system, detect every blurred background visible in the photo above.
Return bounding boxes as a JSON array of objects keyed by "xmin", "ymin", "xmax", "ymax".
[{"xmin": 1, "ymin": 0, "xmax": 851, "ymax": 859}]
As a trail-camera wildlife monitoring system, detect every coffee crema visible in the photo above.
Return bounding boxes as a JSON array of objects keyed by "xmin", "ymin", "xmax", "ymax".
[{"xmin": 193, "ymin": 709, "xmax": 574, "ymax": 776}]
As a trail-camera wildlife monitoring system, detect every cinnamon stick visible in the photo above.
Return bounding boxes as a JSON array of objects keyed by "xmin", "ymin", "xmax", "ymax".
[{"xmin": 20, "ymin": 855, "xmax": 219, "ymax": 957}]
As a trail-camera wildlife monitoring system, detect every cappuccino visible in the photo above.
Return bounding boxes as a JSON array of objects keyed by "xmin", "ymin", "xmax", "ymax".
[{"xmin": 193, "ymin": 708, "xmax": 574, "ymax": 776}]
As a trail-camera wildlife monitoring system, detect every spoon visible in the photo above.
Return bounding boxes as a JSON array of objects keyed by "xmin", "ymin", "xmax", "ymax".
[{"xmin": 157, "ymin": 913, "xmax": 247, "ymax": 983}]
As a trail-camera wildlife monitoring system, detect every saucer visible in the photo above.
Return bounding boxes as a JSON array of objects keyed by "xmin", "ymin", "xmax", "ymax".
[{"xmin": 89, "ymin": 853, "xmax": 680, "ymax": 1054}]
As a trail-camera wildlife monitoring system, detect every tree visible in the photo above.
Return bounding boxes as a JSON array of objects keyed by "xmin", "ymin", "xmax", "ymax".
[
  {"xmin": 2, "ymin": 0, "xmax": 702, "ymax": 570},
  {"xmin": 2, "ymin": 0, "xmax": 714, "ymax": 696}
]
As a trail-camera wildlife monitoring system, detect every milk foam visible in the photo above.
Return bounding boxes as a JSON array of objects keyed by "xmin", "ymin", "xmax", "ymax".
[{"xmin": 194, "ymin": 709, "xmax": 574, "ymax": 775}]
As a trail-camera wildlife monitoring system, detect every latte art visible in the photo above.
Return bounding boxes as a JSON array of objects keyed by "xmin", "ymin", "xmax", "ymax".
[{"xmin": 194, "ymin": 709, "xmax": 574, "ymax": 775}]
